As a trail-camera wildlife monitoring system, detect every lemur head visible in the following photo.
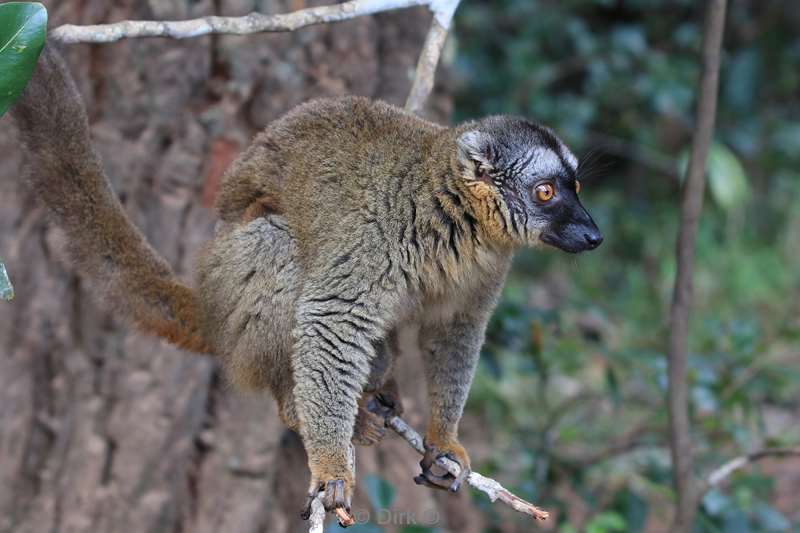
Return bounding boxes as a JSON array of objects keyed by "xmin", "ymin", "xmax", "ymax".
[{"xmin": 455, "ymin": 116, "xmax": 602, "ymax": 253}]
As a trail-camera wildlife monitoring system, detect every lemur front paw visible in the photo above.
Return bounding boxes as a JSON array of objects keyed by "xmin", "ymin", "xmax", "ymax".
[
  {"xmin": 301, "ymin": 466, "xmax": 355, "ymax": 527},
  {"xmin": 413, "ymin": 437, "xmax": 471, "ymax": 493}
]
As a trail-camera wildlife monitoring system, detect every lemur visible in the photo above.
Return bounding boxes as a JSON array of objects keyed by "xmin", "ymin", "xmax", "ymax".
[{"xmin": 9, "ymin": 45, "xmax": 602, "ymax": 524}]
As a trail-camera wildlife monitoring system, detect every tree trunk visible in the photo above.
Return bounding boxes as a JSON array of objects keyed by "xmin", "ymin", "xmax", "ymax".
[{"xmin": 0, "ymin": 1, "xmax": 477, "ymax": 532}]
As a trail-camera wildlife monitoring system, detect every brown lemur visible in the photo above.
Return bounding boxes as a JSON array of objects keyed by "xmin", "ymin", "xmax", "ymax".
[{"xmin": 9, "ymin": 45, "xmax": 603, "ymax": 521}]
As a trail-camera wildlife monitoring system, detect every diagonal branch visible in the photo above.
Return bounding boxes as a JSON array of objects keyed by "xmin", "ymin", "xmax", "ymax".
[
  {"xmin": 308, "ymin": 415, "xmax": 549, "ymax": 531},
  {"xmin": 386, "ymin": 416, "xmax": 549, "ymax": 521},
  {"xmin": 701, "ymin": 447, "xmax": 800, "ymax": 495}
]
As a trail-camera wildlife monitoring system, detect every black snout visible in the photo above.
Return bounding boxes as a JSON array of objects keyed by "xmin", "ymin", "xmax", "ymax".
[
  {"xmin": 539, "ymin": 204, "xmax": 603, "ymax": 254},
  {"xmin": 583, "ymin": 230, "xmax": 603, "ymax": 249}
]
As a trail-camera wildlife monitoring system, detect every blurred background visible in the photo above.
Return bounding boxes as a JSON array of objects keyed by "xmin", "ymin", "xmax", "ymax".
[
  {"xmin": 450, "ymin": 1, "xmax": 800, "ymax": 532},
  {"xmin": 0, "ymin": 1, "xmax": 798, "ymax": 532}
]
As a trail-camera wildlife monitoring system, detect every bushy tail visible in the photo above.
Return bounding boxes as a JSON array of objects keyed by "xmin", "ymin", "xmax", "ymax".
[{"xmin": 8, "ymin": 45, "xmax": 212, "ymax": 355}]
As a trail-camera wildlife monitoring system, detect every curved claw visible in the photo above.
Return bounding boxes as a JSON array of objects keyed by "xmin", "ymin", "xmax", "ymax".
[
  {"xmin": 414, "ymin": 469, "xmax": 455, "ymax": 491},
  {"xmin": 367, "ymin": 381, "xmax": 403, "ymax": 423},
  {"xmin": 299, "ymin": 479, "xmax": 355, "ymax": 527},
  {"xmin": 414, "ymin": 441, "xmax": 470, "ymax": 493},
  {"xmin": 299, "ymin": 491, "xmax": 317, "ymax": 521}
]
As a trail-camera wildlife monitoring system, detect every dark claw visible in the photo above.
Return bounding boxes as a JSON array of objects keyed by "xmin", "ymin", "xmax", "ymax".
[
  {"xmin": 300, "ymin": 479, "xmax": 354, "ymax": 527},
  {"xmin": 321, "ymin": 479, "xmax": 348, "ymax": 511},
  {"xmin": 367, "ymin": 387, "xmax": 402, "ymax": 422},
  {"xmin": 300, "ymin": 486, "xmax": 321, "ymax": 520},
  {"xmin": 414, "ymin": 440, "xmax": 470, "ymax": 493},
  {"xmin": 449, "ymin": 464, "xmax": 470, "ymax": 493},
  {"xmin": 414, "ymin": 469, "xmax": 455, "ymax": 490}
]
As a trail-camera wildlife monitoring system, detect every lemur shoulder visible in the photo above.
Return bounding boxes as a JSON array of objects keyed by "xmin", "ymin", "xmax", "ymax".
[{"xmin": 9, "ymin": 46, "xmax": 602, "ymax": 522}]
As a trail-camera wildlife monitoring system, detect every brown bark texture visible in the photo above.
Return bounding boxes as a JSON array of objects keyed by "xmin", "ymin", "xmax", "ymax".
[{"xmin": 0, "ymin": 1, "xmax": 478, "ymax": 532}]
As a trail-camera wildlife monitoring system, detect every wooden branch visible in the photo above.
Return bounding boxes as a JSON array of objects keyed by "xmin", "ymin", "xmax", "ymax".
[
  {"xmin": 553, "ymin": 424, "xmax": 660, "ymax": 469},
  {"xmin": 387, "ymin": 415, "xmax": 550, "ymax": 521},
  {"xmin": 307, "ymin": 497, "xmax": 326, "ymax": 533},
  {"xmin": 665, "ymin": 1, "xmax": 727, "ymax": 531},
  {"xmin": 702, "ymin": 447, "xmax": 800, "ymax": 494},
  {"xmin": 50, "ymin": 0, "xmax": 458, "ymax": 116},
  {"xmin": 51, "ymin": 0, "xmax": 427, "ymax": 43},
  {"xmin": 405, "ymin": 0, "xmax": 460, "ymax": 114},
  {"xmin": 307, "ymin": 415, "xmax": 549, "ymax": 530}
]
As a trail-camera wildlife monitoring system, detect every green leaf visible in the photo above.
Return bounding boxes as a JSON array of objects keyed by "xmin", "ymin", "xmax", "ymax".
[
  {"xmin": 707, "ymin": 143, "xmax": 749, "ymax": 211},
  {"xmin": 363, "ymin": 474, "xmax": 396, "ymax": 510},
  {"xmin": 0, "ymin": 2, "xmax": 47, "ymax": 118},
  {"xmin": 676, "ymin": 142, "xmax": 749, "ymax": 212},
  {"xmin": 754, "ymin": 503, "xmax": 791, "ymax": 532},
  {"xmin": 0, "ymin": 259, "xmax": 13, "ymax": 301},
  {"xmin": 586, "ymin": 511, "xmax": 627, "ymax": 533}
]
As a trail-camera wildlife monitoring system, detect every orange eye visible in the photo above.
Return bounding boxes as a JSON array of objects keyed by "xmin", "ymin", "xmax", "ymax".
[
  {"xmin": 535, "ymin": 182, "xmax": 555, "ymax": 202},
  {"xmin": 575, "ymin": 180, "xmax": 581, "ymax": 194}
]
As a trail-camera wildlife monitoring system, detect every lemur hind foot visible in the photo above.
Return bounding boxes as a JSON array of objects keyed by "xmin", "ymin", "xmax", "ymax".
[
  {"xmin": 414, "ymin": 438, "xmax": 471, "ymax": 493},
  {"xmin": 353, "ymin": 378, "xmax": 404, "ymax": 446}
]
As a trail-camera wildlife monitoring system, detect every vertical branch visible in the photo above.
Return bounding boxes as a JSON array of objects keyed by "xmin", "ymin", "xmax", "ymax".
[
  {"xmin": 666, "ymin": 1, "xmax": 727, "ymax": 531},
  {"xmin": 405, "ymin": 0, "xmax": 460, "ymax": 114}
]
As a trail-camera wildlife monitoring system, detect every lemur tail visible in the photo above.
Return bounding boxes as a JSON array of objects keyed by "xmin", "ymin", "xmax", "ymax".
[{"xmin": 9, "ymin": 45, "xmax": 212, "ymax": 355}]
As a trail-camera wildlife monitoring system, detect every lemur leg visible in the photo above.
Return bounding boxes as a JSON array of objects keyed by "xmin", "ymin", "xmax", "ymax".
[
  {"xmin": 415, "ymin": 314, "xmax": 488, "ymax": 493},
  {"xmin": 292, "ymin": 259, "xmax": 399, "ymax": 521}
]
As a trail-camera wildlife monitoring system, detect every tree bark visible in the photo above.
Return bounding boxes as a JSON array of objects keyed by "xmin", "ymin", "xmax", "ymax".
[
  {"xmin": 0, "ymin": 1, "xmax": 474, "ymax": 532},
  {"xmin": 666, "ymin": 1, "xmax": 728, "ymax": 531}
]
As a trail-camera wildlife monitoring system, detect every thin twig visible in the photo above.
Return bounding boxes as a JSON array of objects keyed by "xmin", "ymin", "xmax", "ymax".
[
  {"xmin": 51, "ymin": 0, "xmax": 458, "ymax": 116},
  {"xmin": 665, "ymin": 1, "xmax": 727, "ymax": 531},
  {"xmin": 702, "ymin": 447, "xmax": 800, "ymax": 494},
  {"xmin": 308, "ymin": 497, "xmax": 326, "ymax": 533},
  {"xmin": 307, "ymin": 415, "xmax": 549, "ymax": 530},
  {"xmin": 387, "ymin": 416, "xmax": 550, "ymax": 521},
  {"xmin": 553, "ymin": 424, "xmax": 660, "ymax": 469},
  {"xmin": 51, "ymin": 0, "xmax": 426, "ymax": 43}
]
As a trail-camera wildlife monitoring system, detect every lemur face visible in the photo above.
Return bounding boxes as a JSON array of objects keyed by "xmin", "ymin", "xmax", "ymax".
[{"xmin": 457, "ymin": 117, "xmax": 603, "ymax": 253}]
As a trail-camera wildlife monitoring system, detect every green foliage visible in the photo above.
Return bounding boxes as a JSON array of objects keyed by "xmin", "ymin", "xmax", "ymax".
[
  {"xmin": 363, "ymin": 473, "xmax": 396, "ymax": 511},
  {"xmin": 585, "ymin": 512, "xmax": 627, "ymax": 533},
  {"xmin": 0, "ymin": 2, "xmax": 47, "ymax": 302},
  {"xmin": 0, "ymin": 258, "xmax": 12, "ymax": 301},
  {"xmin": 0, "ymin": 2, "xmax": 47, "ymax": 117},
  {"xmin": 452, "ymin": 0, "xmax": 800, "ymax": 531},
  {"xmin": 706, "ymin": 143, "xmax": 749, "ymax": 212}
]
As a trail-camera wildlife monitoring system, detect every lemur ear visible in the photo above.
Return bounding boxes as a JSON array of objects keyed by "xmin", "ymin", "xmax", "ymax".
[{"xmin": 457, "ymin": 131, "xmax": 494, "ymax": 179}]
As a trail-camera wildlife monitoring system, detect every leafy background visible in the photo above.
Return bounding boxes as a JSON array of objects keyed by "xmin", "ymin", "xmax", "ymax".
[{"xmin": 447, "ymin": 0, "xmax": 799, "ymax": 531}]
